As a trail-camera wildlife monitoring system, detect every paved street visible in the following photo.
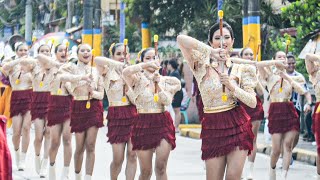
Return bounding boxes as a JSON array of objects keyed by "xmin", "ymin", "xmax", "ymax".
[{"xmin": 8, "ymin": 125, "xmax": 317, "ymax": 180}]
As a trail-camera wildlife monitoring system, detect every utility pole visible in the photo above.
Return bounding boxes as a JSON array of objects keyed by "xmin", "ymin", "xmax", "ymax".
[
  {"xmin": 101, "ymin": 0, "xmax": 110, "ymax": 56},
  {"xmin": 115, "ymin": 0, "xmax": 118, "ymax": 25},
  {"xmin": 248, "ymin": 0, "xmax": 261, "ymax": 60},
  {"xmin": 25, "ymin": 0, "xmax": 32, "ymax": 45},
  {"xmin": 66, "ymin": 0, "xmax": 75, "ymax": 29},
  {"xmin": 82, "ymin": 0, "xmax": 93, "ymax": 46},
  {"xmin": 93, "ymin": 0, "xmax": 102, "ymax": 55},
  {"xmin": 242, "ymin": 0, "xmax": 249, "ymax": 47},
  {"xmin": 119, "ymin": 1, "xmax": 125, "ymax": 43}
]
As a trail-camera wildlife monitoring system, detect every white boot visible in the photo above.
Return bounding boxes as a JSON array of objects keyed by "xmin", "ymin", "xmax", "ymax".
[
  {"xmin": 240, "ymin": 172, "xmax": 245, "ymax": 179},
  {"xmin": 75, "ymin": 172, "xmax": 82, "ymax": 180},
  {"xmin": 202, "ymin": 161, "xmax": 206, "ymax": 170},
  {"xmin": 269, "ymin": 167, "xmax": 276, "ymax": 180},
  {"xmin": 39, "ymin": 158, "xmax": 48, "ymax": 178},
  {"xmin": 60, "ymin": 166, "xmax": 70, "ymax": 180},
  {"xmin": 18, "ymin": 152, "xmax": 26, "ymax": 171},
  {"xmin": 14, "ymin": 149, "xmax": 20, "ymax": 169},
  {"xmin": 84, "ymin": 175, "xmax": 91, "ymax": 180},
  {"xmin": 35, "ymin": 155, "xmax": 41, "ymax": 174},
  {"xmin": 49, "ymin": 164, "xmax": 56, "ymax": 180},
  {"xmin": 281, "ymin": 170, "xmax": 287, "ymax": 180},
  {"xmin": 247, "ymin": 162, "xmax": 254, "ymax": 180}
]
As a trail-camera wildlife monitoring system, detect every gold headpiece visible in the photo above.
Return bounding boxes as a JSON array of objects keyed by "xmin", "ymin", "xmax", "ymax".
[
  {"xmin": 137, "ymin": 48, "xmax": 146, "ymax": 62},
  {"xmin": 108, "ymin": 43, "xmax": 116, "ymax": 56}
]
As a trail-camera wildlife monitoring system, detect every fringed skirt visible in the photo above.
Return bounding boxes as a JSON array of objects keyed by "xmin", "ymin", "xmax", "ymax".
[
  {"xmin": 47, "ymin": 95, "xmax": 72, "ymax": 126},
  {"xmin": 31, "ymin": 91, "xmax": 50, "ymax": 121},
  {"xmin": 201, "ymin": 105, "xmax": 254, "ymax": 160},
  {"xmin": 312, "ymin": 102, "xmax": 320, "ymax": 154},
  {"xmin": 268, "ymin": 102, "xmax": 300, "ymax": 134},
  {"xmin": 131, "ymin": 111, "xmax": 176, "ymax": 151},
  {"xmin": 107, "ymin": 105, "xmax": 138, "ymax": 144},
  {"xmin": 240, "ymin": 96, "xmax": 264, "ymax": 122},
  {"xmin": 197, "ymin": 94, "xmax": 204, "ymax": 122},
  {"xmin": 10, "ymin": 89, "xmax": 33, "ymax": 118},
  {"xmin": 70, "ymin": 99, "xmax": 104, "ymax": 133}
]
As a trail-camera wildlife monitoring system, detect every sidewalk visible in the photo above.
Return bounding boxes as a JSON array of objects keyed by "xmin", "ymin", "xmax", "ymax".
[{"xmin": 179, "ymin": 125, "xmax": 318, "ymax": 166}]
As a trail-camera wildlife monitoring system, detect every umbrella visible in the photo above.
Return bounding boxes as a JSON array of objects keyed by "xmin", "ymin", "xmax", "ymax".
[
  {"xmin": 299, "ymin": 34, "xmax": 320, "ymax": 59},
  {"xmin": 32, "ymin": 32, "xmax": 78, "ymax": 51}
]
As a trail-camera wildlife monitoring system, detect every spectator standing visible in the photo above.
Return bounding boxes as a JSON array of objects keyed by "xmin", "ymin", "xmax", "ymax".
[{"xmin": 167, "ymin": 59, "xmax": 183, "ymax": 132}]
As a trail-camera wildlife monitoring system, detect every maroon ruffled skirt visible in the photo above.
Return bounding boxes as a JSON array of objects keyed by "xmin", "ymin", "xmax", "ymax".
[
  {"xmin": 201, "ymin": 105, "xmax": 254, "ymax": 160},
  {"xmin": 240, "ymin": 96, "xmax": 264, "ymax": 122},
  {"xmin": 31, "ymin": 92, "xmax": 50, "ymax": 121},
  {"xmin": 107, "ymin": 105, "xmax": 138, "ymax": 144},
  {"xmin": 10, "ymin": 89, "xmax": 33, "ymax": 118},
  {"xmin": 70, "ymin": 99, "xmax": 104, "ymax": 133},
  {"xmin": 47, "ymin": 95, "xmax": 72, "ymax": 126},
  {"xmin": 131, "ymin": 111, "xmax": 176, "ymax": 150},
  {"xmin": 197, "ymin": 94, "xmax": 204, "ymax": 122},
  {"xmin": 312, "ymin": 102, "xmax": 320, "ymax": 154},
  {"xmin": 268, "ymin": 102, "xmax": 300, "ymax": 134}
]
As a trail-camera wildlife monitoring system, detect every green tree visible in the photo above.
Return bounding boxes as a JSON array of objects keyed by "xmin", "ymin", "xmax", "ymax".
[
  {"xmin": 260, "ymin": 1, "xmax": 283, "ymax": 60},
  {"xmin": 279, "ymin": 1, "xmax": 320, "ymax": 79},
  {"xmin": 0, "ymin": 0, "xmax": 83, "ymax": 37},
  {"xmin": 124, "ymin": 0, "xmax": 288, "ymax": 51},
  {"xmin": 281, "ymin": 0, "xmax": 320, "ymax": 55},
  {"xmin": 281, "ymin": 1, "xmax": 320, "ymax": 40}
]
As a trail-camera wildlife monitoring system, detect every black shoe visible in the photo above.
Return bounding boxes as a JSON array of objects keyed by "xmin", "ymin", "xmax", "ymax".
[
  {"xmin": 307, "ymin": 136, "xmax": 315, "ymax": 142},
  {"xmin": 303, "ymin": 133, "xmax": 309, "ymax": 139}
]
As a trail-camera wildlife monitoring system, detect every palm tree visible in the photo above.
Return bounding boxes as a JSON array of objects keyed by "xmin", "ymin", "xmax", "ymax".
[{"xmin": 260, "ymin": 1, "xmax": 283, "ymax": 59}]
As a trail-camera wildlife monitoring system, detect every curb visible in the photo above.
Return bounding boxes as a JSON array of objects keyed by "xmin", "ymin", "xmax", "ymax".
[
  {"xmin": 257, "ymin": 144, "xmax": 317, "ymax": 166},
  {"xmin": 180, "ymin": 128, "xmax": 317, "ymax": 166},
  {"xmin": 178, "ymin": 124, "xmax": 201, "ymax": 129},
  {"xmin": 180, "ymin": 128, "xmax": 200, "ymax": 139}
]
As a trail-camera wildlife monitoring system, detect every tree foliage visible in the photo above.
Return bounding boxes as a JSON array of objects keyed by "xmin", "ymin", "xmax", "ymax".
[
  {"xmin": 281, "ymin": 0, "xmax": 320, "ymax": 40},
  {"xmin": 280, "ymin": 0, "xmax": 320, "ymax": 64},
  {"xmin": 124, "ymin": 0, "xmax": 245, "ymax": 47},
  {"xmin": 124, "ymin": 0, "xmax": 289, "ymax": 51},
  {"xmin": 0, "ymin": 0, "xmax": 83, "ymax": 37}
]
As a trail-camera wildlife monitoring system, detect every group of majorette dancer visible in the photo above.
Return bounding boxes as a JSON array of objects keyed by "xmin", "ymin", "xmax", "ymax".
[
  {"xmin": 1, "ymin": 20, "xmax": 320, "ymax": 180},
  {"xmin": 0, "ymin": 36, "xmax": 181, "ymax": 180}
]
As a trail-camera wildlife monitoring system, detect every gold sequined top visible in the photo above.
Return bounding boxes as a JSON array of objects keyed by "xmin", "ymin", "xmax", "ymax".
[
  {"xmin": 1, "ymin": 57, "xmax": 33, "ymax": 91},
  {"xmin": 19, "ymin": 58, "xmax": 56, "ymax": 92},
  {"xmin": 259, "ymin": 67, "xmax": 306, "ymax": 101},
  {"xmin": 59, "ymin": 61, "xmax": 104, "ymax": 100},
  {"xmin": 181, "ymin": 42, "xmax": 257, "ymax": 109},
  {"xmin": 36, "ymin": 54, "xmax": 70, "ymax": 96},
  {"xmin": 94, "ymin": 57, "xmax": 130, "ymax": 104},
  {"xmin": 123, "ymin": 64, "xmax": 181, "ymax": 110}
]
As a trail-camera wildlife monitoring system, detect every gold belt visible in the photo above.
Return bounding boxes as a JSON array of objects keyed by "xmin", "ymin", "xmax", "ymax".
[
  {"xmin": 109, "ymin": 101, "xmax": 130, "ymax": 107},
  {"xmin": 203, "ymin": 103, "xmax": 237, "ymax": 113},
  {"xmin": 138, "ymin": 108, "xmax": 164, "ymax": 114},
  {"xmin": 270, "ymin": 98, "xmax": 290, "ymax": 102},
  {"xmin": 33, "ymin": 90, "xmax": 50, "ymax": 93},
  {"xmin": 12, "ymin": 87, "xmax": 33, "ymax": 91},
  {"xmin": 50, "ymin": 93, "xmax": 69, "ymax": 96},
  {"xmin": 74, "ymin": 96, "xmax": 91, "ymax": 101}
]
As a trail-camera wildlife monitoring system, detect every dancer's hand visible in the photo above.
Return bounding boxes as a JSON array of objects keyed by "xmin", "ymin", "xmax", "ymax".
[
  {"xmin": 153, "ymin": 73, "xmax": 160, "ymax": 83},
  {"xmin": 141, "ymin": 61, "xmax": 160, "ymax": 72},
  {"xmin": 220, "ymin": 73, "xmax": 235, "ymax": 92},
  {"xmin": 210, "ymin": 48, "xmax": 228, "ymax": 62}
]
